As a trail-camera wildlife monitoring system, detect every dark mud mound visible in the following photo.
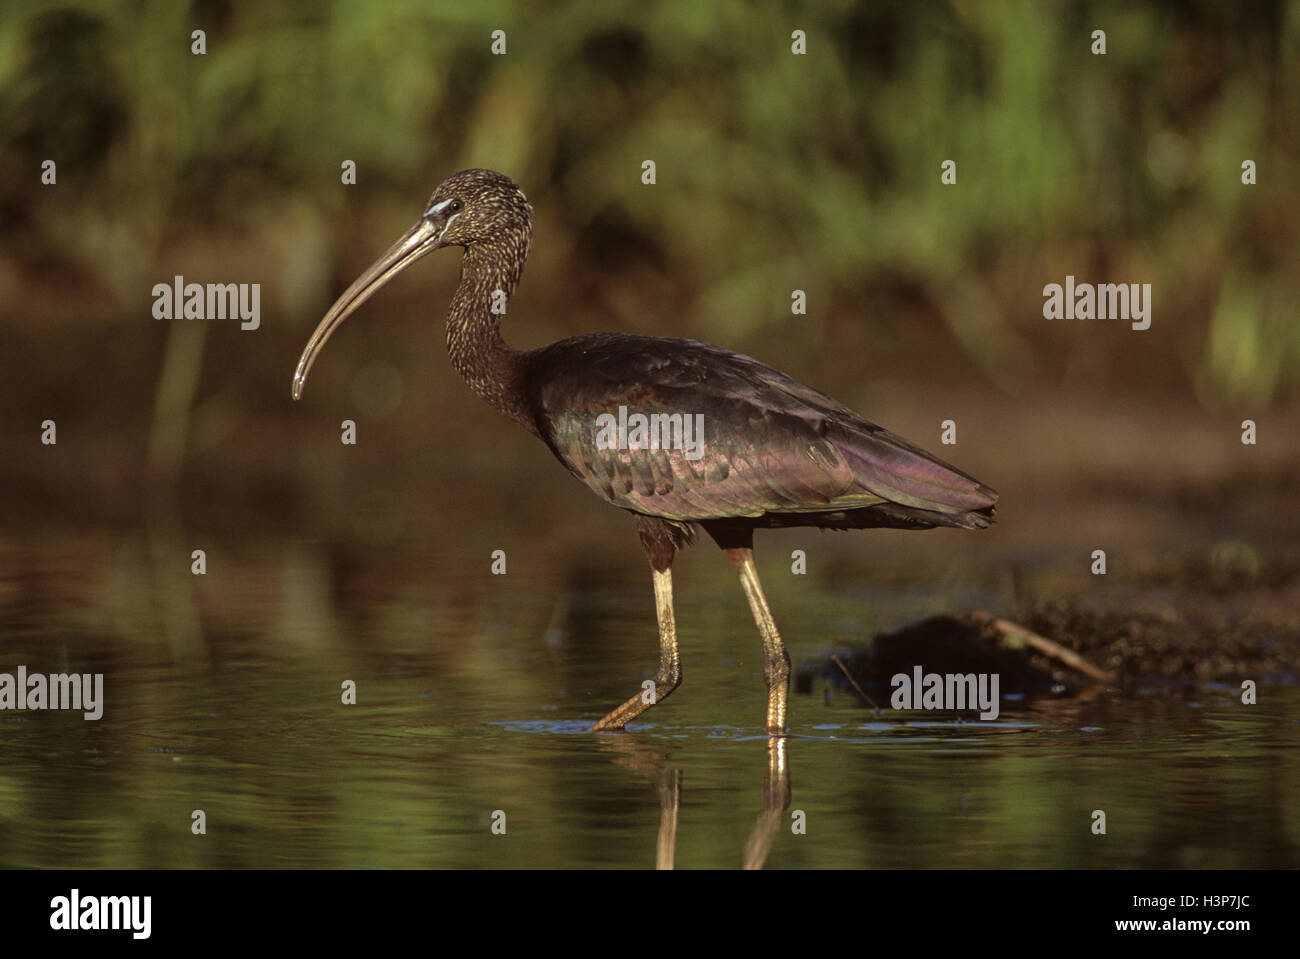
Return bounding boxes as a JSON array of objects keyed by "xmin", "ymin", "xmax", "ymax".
[
  {"xmin": 799, "ymin": 579, "xmax": 1300, "ymax": 700},
  {"xmin": 799, "ymin": 613, "xmax": 1101, "ymax": 699},
  {"xmin": 1024, "ymin": 600, "xmax": 1299, "ymax": 687}
]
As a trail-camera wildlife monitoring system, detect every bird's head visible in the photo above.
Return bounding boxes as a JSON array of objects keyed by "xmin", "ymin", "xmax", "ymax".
[
  {"xmin": 424, "ymin": 168, "xmax": 532, "ymax": 248},
  {"xmin": 291, "ymin": 168, "xmax": 532, "ymax": 400}
]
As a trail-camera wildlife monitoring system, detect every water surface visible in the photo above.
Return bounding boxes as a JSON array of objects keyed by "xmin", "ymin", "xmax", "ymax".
[{"xmin": 1, "ymin": 533, "xmax": 1295, "ymax": 869}]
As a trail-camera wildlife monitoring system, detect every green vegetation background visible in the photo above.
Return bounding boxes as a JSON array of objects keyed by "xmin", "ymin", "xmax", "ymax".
[{"xmin": 1, "ymin": 0, "xmax": 1296, "ymax": 531}]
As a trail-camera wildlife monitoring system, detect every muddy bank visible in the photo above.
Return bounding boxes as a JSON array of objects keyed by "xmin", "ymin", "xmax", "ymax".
[{"xmin": 801, "ymin": 555, "xmax": 1300, "ymax": 698}]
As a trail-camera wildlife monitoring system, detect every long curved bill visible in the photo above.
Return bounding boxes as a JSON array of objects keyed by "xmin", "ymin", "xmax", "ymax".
[{"xmin": 291, "ymin": 215, "xmax": 445, "ymax": 400}]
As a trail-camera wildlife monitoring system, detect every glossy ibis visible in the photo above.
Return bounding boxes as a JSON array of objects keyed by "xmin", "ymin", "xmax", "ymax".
[{"xmin": 292, "ymin": 169, "xmax": 997, "ymax": 734}]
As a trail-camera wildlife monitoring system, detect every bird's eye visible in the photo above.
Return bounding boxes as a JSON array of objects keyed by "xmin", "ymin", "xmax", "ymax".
[{"xmin": 447, "ymin": 199, "xmax": 462, "ymax": 214}]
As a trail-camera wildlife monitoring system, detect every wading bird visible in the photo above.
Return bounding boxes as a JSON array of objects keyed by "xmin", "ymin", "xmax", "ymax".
[{"xmin": 292, "ymin": 169, "xmax": 997, "ymax": 734}]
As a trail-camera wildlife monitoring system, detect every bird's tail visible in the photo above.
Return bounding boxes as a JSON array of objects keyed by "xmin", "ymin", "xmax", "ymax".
[{"xmin": 828, "ymin": 420, "xmax": 999, "ymax": 522}]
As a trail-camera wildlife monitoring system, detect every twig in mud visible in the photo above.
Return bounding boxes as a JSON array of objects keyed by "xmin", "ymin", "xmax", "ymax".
[
  {"xmin": 831, "ymin": 654, "xmax": 882, "ymax": 713},
  {"xmin": 967, "ymin": 611, "xmax": 1115, "ymax": 682}
]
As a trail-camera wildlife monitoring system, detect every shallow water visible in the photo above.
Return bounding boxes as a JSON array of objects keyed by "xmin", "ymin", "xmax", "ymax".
[{"xmin": 1, "ymin": 533, "xmax": 1296, "ymax": 869}]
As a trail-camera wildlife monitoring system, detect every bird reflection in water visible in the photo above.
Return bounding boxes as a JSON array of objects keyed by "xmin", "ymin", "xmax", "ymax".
[{"xmin": 596, "ymin": 734, "xmax": 791, "ymax": 869}]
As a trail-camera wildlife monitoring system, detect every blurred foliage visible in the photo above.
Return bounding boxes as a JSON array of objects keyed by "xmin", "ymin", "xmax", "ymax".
[{"xmin": 0, "ymin": 0, "xmax": 1297, "ymax": 507}]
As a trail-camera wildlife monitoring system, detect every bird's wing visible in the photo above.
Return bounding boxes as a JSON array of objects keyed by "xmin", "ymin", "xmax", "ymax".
[{"xmin": 525, "ymin": 334, "xmax": 995, "ymax": 522}]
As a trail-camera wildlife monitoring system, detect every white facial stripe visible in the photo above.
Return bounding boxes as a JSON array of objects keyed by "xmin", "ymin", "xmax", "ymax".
[{"xmin": 425, "ymin": 197, "xmax": 455, "ymax": 217}]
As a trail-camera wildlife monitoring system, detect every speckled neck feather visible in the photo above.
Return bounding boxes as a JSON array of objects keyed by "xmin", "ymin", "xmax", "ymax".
[{"xmin": 445, "ymin": 208, "xmax": 536, "ymax": 434}]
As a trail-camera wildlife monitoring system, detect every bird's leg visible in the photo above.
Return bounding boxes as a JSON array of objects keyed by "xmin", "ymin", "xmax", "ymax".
[
  {"xmin": 590, "ymin": 565, "xmax": 681, "ymax": 731},
  {"xmin": 724, "ymin": 547, "xmax": 791, "ymax": 735},
  {"xmin": 591, "ymin": 516, "xmax": 687, "ymax": 731}
]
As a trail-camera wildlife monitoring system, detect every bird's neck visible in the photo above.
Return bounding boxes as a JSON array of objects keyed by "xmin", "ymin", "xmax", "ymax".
[{"xmin": 446, "ymin": 239, "xmax": 537, "ymax": 435}]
